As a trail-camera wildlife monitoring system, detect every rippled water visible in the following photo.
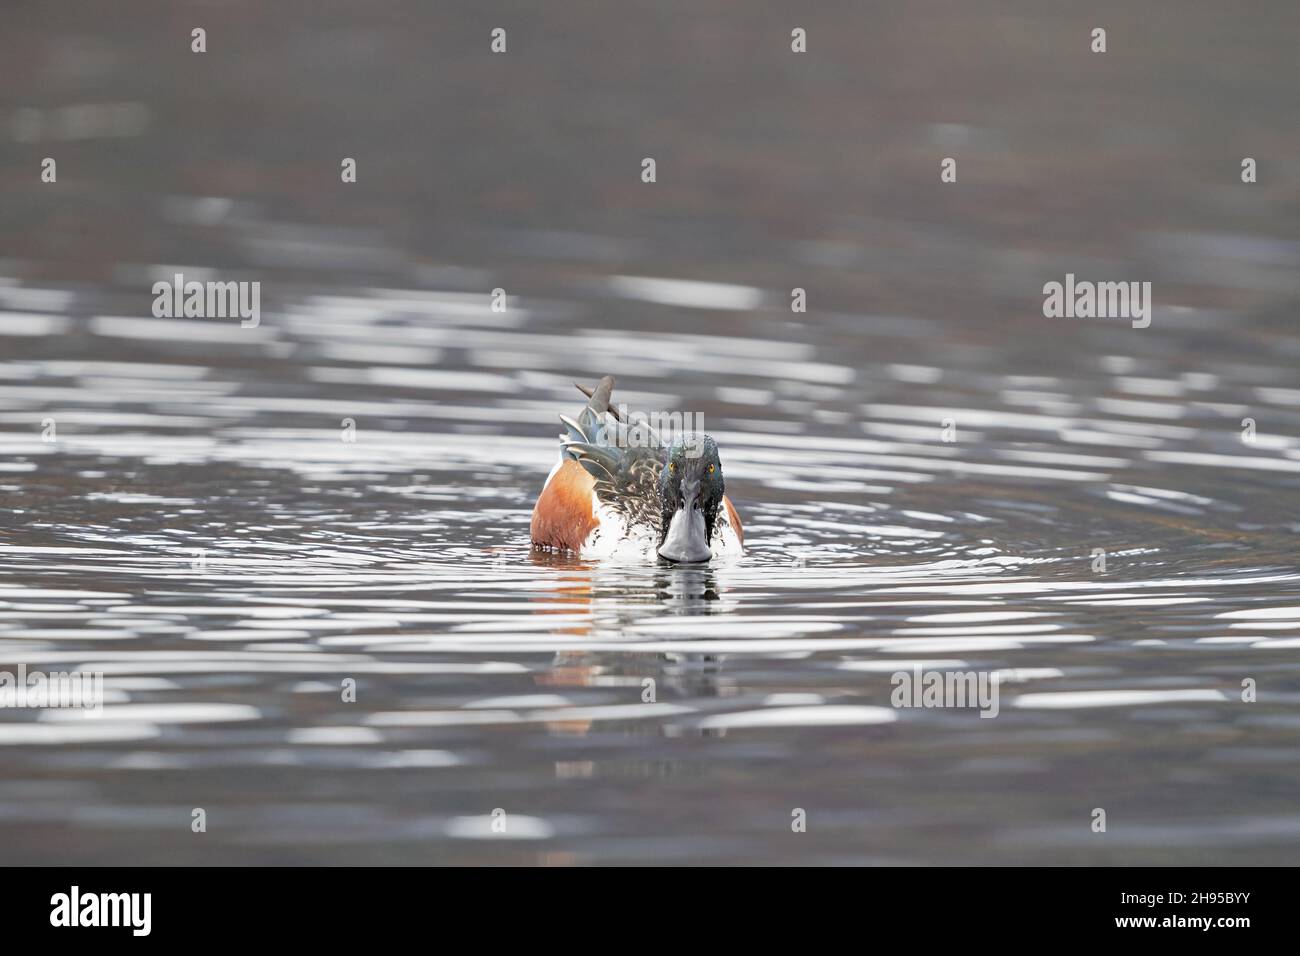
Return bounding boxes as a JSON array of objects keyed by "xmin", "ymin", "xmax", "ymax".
[
  {"xmin": 3, "ymin": 268, "xmax": 1298, "ymax": 864},
  {"xmin": 2, "ymin": 2, "xmax": 1299, "ymax": 864}
]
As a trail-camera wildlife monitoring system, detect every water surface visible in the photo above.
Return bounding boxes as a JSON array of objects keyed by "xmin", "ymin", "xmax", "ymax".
[{"xmin": 1, "ymin": 1, "xmax": 1298, "ymax": 864}]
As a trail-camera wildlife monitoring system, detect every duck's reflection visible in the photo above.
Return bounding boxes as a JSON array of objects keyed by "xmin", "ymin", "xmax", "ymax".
[
  {"xmin": 656, "ymin": 563, "xmax": 722, "ymax": 611},
  {"xmin": 527, "ymin": 553, "xmax": 736, "ymax": 728},
  {"xmin": 527, "ymin": 550, "xmax": 731, "ymax": 617}
]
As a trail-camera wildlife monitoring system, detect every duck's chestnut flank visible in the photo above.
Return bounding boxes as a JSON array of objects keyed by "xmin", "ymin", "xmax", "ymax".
[{"xmin": 529, "ymin": 459, "xmax": 599, "ymax": 553}]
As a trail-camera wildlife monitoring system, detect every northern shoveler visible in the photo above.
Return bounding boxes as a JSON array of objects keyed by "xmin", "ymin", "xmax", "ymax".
[{"xmin": 530, "ymin": 376, "xmax": 744, "ymax": 562}]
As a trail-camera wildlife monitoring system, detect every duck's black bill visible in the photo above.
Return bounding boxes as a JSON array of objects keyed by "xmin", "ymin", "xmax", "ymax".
[{"xmin": 658, "ymin": 482, "xmax": 711, "ymax": 563}]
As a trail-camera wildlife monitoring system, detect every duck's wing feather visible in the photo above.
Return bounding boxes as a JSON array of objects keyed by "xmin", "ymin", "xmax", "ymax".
[{"xmin": 561, "ymin": 377, "xmax": 665, "ymax": 534}]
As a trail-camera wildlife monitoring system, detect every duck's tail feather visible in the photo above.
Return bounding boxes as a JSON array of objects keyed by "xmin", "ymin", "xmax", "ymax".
[
  {"xmin": 575, "ymin": 376, "xmax": 667, "ymax": 450},
  {"xmin": 561, "ymin": 376, "xmax": 665, "ymax": 479},
  {"xmin": 560, "ymin": 377, "xmax": 620, "ymax": 478},
  {"xmin": 575, "ymin": 376, "xmax": 619, "ymax": 420},
  {"xmin": 557, "ymin": 377, "xmax": 615, "ymax": 460},
  {"xmin": 575, "ymin": 376, "xmax": 619, "ymax": 445}
]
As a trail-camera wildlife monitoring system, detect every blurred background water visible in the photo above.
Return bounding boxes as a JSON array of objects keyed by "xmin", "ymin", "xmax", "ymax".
[{"xmin": 1, "ymin": 1, "xmax": 1298, "ymax": 864}]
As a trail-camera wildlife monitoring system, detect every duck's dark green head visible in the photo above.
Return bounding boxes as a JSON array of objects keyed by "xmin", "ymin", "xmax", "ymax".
[{"xmin": 657, "ymin": 434, "xmax": 724, "ymax": 563}]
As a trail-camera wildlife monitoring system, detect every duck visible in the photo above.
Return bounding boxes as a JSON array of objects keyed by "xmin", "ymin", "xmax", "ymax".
[{"xmin": 530, "ymin": 376, "xmax": 744, "ymax": 562}]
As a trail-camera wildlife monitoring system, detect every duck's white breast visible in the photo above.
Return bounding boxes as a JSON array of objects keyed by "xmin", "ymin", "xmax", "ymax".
[
  {"xmin": 710, "ymin": 503, "xmax": 744, "ymax": 558},
  {"xmin": 579, "ymin": 490, "xmax": 659, "ymax": 560},
  {"xmin": 579, "ymin": 490, "xmax": 745, "ymax": 561}
]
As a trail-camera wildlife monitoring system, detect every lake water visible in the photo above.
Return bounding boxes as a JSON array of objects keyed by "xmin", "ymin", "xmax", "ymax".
[{"xmin": 1, "ymin": 1, "xmax": 1298, "ymax": 864}]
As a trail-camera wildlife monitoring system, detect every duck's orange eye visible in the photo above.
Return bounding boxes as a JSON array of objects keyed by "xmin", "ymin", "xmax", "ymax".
[
  {"xmin": 669, "ymin": 462, "xmax": 676, "ymax": 472},
  {"xmin": 708, "ymin": 464, "xmax": 715, "ymax": 474}
]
